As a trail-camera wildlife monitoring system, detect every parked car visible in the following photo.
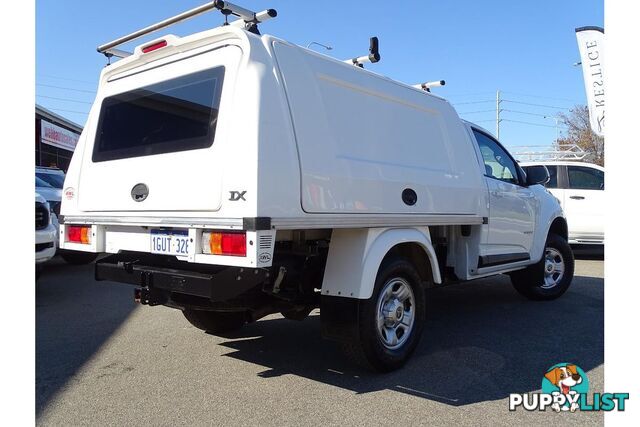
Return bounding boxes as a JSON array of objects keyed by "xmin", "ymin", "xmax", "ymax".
[
  {"xmin": 36, "ymin": 166, "xmax": 66, "ymax": 189},
  {"xmin": 60, "ymin": 4, "xmax": 573, "ymax": 371},
  {"xmin": 36, "ymin": 193, "xmax": 57, "ymax": 278},
  {"xmin": 35, "ymin": 174, "xmax": 61, "ymax": 217},
  {"xmin": 520, "ymin": 161, "xmax": 604, "ymax": 245},
  {"xmin": 36, "ymin": 167, "xmax": 97, "ymax": 264},
  {"xmin": 36, "ymin": 175, "xmax": 60, "ymax": 248}
]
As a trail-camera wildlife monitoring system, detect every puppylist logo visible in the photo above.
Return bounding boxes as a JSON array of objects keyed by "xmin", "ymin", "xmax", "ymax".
[{"xmin": 509, "ymin": 363, "xmax": 629, "ymax": 412}]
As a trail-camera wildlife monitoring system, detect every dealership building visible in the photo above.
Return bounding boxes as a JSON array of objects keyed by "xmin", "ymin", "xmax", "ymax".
[{"xmin": 36, "ymin": 104, "xmax": 83, "ymax": 172}]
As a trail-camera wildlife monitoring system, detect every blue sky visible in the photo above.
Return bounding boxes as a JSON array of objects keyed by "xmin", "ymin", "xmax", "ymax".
[{"xmin": 36, "ymin": 0, "xmax": 603, "ymax": 149}]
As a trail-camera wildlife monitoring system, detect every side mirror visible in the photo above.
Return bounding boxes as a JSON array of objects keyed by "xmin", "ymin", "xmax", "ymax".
[{"xmin": 523, "ymin": 165, "xmax": 550, "ymax": 186}]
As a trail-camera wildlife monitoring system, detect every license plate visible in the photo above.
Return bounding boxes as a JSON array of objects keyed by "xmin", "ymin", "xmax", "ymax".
[{"xmin": 150, "ymin": 229, "xmax": 191, "ymax": 256}]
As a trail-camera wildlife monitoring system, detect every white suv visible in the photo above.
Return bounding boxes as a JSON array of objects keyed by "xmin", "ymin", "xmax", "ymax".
[{"xmin": 520, "ymin": 161, "xmax": 604, "ymax": 245}]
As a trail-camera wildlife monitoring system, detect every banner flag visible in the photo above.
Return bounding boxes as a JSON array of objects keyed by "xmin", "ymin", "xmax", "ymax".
[{"xmin": 575, "ymin": 26, "xmax": 605, "ymax": 137}]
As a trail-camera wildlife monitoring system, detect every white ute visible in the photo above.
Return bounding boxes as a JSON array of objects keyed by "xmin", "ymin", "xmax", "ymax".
[{"xmin": 59, "ymin": 1, "xmax": 574, "ymax": 371}]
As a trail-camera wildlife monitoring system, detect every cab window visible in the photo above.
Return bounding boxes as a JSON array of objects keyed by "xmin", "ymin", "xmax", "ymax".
[
  {"xmin": 568, "ymin": 165, "xmax": 604, "ymax": 190},
  {"xmin": 472, "ymin": 130, "xmax": 519, "ymax": 185}
]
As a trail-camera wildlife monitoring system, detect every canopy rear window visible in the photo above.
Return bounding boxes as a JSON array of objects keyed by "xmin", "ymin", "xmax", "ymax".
[{"xmin": 93, "ymin": 66, "xmax": 225, "ymax": 162}]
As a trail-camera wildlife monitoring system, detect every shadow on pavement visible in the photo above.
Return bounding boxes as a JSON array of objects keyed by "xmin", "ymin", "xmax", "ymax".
[
  {"xmin": 217, "ymin": 272, "xmax": 603, "ymax": 406},
  {"xmin": 36, "ymin": 257, "xmax": 137, "ymax": 414}
]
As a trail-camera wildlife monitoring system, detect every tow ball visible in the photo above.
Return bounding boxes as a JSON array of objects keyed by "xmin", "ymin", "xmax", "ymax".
[{"xmin": 134, "ymin": 287, "xmax": 166, "ymax": 306}]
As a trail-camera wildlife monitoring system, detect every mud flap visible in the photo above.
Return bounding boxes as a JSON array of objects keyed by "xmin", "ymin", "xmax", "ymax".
[{"xmin": 320, "ymin": 295, "xmax": 360, "ymax": 343}]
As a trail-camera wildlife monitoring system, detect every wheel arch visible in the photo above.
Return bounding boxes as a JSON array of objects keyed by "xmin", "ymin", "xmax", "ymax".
[
  {"xmin": 549, "ymin": 216, "xmax": 568, "ymax": 241},
  {"xmin": 531, "ymin": 214, "xmax": 568, "ymax": 263},
  {"xmin": 384, "ymin": 242, "xmax": 436, "ymax": 289},
  {"xmin": 321, "ymin": 227, "xmax": 441, "ymax": 300}
]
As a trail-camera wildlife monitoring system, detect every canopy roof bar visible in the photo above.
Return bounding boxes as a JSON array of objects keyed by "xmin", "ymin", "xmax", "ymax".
[
  {"xmin": 103, "ymin": 48, "xmax": 133, "ymax": 59},
  {"xmin": 97, "ymin": 1, "xmax": 277, "ymax": 54},
  {"xmin": 344, "ymin": 37, "xmax": 380, "ymax": 68},
  {"xmin": 413, "ymin": 80, "xmax": 446, "ymax": 92},
  {"xmin": 229, "ymin": 9, "xmax": 277, "ymax": 28}
]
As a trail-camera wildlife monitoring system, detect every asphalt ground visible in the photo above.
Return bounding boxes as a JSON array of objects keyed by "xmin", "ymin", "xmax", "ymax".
[{"xmin": 36, "ymin": 249, "xmax": 604, "ymax": 426}]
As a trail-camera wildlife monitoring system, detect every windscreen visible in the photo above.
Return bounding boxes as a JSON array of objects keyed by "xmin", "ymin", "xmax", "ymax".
[
  {"xmin": 36, "ymin": 176, "xmax": 54, "ymax": 188},
  {"xmin": 92, "ymin": 66, "xmax": 225, "ymax": 162},
  {"xmin": 37, "ymin": 173, "xmax": 65, "ymax": 188}
]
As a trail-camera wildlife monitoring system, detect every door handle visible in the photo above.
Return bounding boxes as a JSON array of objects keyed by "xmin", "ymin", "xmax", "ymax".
[{"xmin": 570, "ymin": 196, "xmax": 585, "ymax": 200}]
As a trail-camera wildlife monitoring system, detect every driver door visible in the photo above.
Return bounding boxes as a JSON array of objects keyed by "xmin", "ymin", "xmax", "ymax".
[{"xmin": 472, "ymin": 129, "xmax": 537, "ymax": 265}]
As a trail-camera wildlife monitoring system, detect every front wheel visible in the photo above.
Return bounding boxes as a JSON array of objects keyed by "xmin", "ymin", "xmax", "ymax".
[
  {"xmin": 341, "ymin": 257, "xmax": 426, "ymax": 372},
  {"xmin": 510, "ymin": 233, "xmax": 575, "ymax": 300}
]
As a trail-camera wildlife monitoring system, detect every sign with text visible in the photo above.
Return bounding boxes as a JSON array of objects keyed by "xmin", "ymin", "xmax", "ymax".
[
  {"xmin": 41, "ymin": 120, "xmax": 79, "ymax": 152},
  {"xmin": 575, "ymin": 26, "xmax": 605, "ymax": 137}
]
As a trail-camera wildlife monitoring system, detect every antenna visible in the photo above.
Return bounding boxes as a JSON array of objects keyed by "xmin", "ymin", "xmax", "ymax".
[
  {"xmin": 413, "ymin": 80, "xmax": 446, "ymax": 92},
  {"xmin": 306, "ymin": 41, "xmax": 333, "ymax": 51},
  {"xmin": 344, "ymin": 36, "xmax": 380, "ymax": 68}
]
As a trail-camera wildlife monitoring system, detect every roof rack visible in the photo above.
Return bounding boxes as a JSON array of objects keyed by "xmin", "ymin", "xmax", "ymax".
[
  {"xmin": 413, "ymin": 80, "xmax": 445, "ymax": 92},
  {"xmin": 97, "ymin": 1, "xmax": 277, "ymax": 58},
  {"xmin": 512, "ymin": 144, "xmax": 589, "ymax": 162},
  {"xmin": 344, "ymin": 37, "xmax": 380, "ymax": 68}
]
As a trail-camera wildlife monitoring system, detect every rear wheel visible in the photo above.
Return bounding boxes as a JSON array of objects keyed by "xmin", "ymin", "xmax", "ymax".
[
  {"xmin": 510, "ymin": 233, "xmax": 575, "ymax": 300},
  {"xmin": 341, "ymin": 257, "xmax": 426, "ymax": 372},
  {"xmin": 182, "ymin": 309, "xmax": 247, "ymax": 334},
  {"xmin": 60, "ymin": 250, "xmax": 99, "ymax": 265}
]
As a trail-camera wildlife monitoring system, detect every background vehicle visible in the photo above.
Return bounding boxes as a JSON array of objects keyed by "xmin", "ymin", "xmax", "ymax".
[
  {"xmin": 36, "ymin": 166, "xmax": 66, "ymax": 191},
  {"xmin": 520, "ymin": 161, "xmax": 604, "ymax": 245},
  {"xmin": 36, "ymin": 167, "xmax": 98, "ymax": 264},
  {"xmin": 36, "ymin": 193, "xmax": 56, "ymax": 278},
  {"xmin": 35, "ymin": 174, "xmax": 61, "ymax": 218},
  {"xmin": 35, "ymin": 175, "xmax": 60, "ymax": 249},
  {"xmin": 59, "ymin": 2, "xmax": 573, "ymax": 371}
]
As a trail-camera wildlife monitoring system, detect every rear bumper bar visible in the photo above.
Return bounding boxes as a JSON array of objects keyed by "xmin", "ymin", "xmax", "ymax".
[
  {"xmin": 59, "ymin": 215, "xmax": 272, "ymax": 230},
  {"xmin": 95, "ymin": 252, "xmax": 269, "ymax": 302}
]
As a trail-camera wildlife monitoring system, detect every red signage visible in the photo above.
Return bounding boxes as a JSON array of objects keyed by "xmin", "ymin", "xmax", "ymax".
[{"xmin": 41, "ymin": 120, "xmax": 79, "ymax": 152}]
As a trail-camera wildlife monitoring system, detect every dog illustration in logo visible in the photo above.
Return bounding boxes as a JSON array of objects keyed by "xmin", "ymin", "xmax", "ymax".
[{"xmin": 544, "ymin": 364, "xmax": 583, "ymax": 412}]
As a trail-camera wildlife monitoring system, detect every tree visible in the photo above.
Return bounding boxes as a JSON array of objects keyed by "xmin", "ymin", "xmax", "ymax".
[{"xmin": 555, "ymin": 105, "xmax": 604, "ymax": 166}]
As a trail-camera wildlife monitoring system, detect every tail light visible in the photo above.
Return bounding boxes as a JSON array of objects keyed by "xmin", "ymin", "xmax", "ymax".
[
  {"xmin": 202, "ymin": 231, "xmax": 246, "ymax": 257},
  {"xmin": 66, "ymin": 225, "xmax": 91, "ymax": 244}
]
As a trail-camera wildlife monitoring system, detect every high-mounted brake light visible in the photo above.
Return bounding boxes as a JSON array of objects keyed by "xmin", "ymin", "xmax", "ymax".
[
  {"xmin": 66, "ymin": 225, "xmax": 91, "ymax": 244},
  {"xmin": 142, "ymin": 40, "xmax": 167, "ymax": 53},
  {"xmin": 202, "ymin": 231, "xmax": 246, "ymax": 257}
]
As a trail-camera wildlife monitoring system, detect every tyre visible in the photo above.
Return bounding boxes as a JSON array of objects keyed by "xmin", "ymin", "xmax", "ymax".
[
  {"xmin": 510, "ymin": 233, "xmax": 575, "ymax": 301},
  {"xmin": 182, "ymin": 309, "xmax": 247, "ymax": 334},
  {"xmin": 60, "ymin": 250, "xmax": 99, "ymax": 265},
  {"xmin": 341, "ymin": 257, "xmax": 426, "ymax": 372}
]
